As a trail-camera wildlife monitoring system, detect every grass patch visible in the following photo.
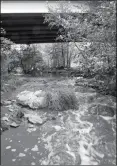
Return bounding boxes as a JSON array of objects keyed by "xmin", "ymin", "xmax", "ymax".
[{"xmin": 46, "ymin": 87, "xmax": 78, "ymax": 111}]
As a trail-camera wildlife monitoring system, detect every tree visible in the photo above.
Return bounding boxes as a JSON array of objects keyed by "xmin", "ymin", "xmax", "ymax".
[
  {"xmin": 44, "ymin": 1, "xmax": 116, "ymax": 75},
  {"xmin": 44, "ymin": 42, "xmax": 78, "ymax": 69},
  {"xmin": 44, "ymin": 1, "xmax": 116, "ymax": 43},
  {"xmin": 20, "ymin": 44, "xmax": 45, "ymax": 74},
  {"xmin": 1, "ymin": 35, "xmax": 14, "ymax": 75}
]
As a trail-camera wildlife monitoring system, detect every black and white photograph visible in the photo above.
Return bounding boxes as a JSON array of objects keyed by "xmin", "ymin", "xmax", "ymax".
[{"xmin": 1, "ymin": 0, "xmax": 116, "ymax": 165}]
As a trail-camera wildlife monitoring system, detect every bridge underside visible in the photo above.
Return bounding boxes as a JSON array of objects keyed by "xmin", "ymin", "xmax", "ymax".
[{"xmin": 1, "ymin": 13, "xmax": 63, "ymax": 44}]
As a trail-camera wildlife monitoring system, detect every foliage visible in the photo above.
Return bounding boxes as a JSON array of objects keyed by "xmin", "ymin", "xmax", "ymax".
[
  {"xmin": 44, "ymin": 1, "xmax": 116, "ymax": 66},
  {"xmin": 44, "ymin": 1, "xmax": 116, "ymax": 96},
  {"xmin": 75, "ymin": 42, "xmax": 116, "ymax": 74},
  {"xmin": 44, "ymin": 1, "xmax": 116, "ymax": 43},
  {"xmin": 20, "ymin": 45, "xmax": 46, "ymax": 75},
  {"xmin": 45, "ymin": 42, "xmax": 77, "ymax": 68},
  {"xmin": 46, "ymin": 87, "xmax": 78, "ymax": 111},
  {"xmin": 1, "ymin": 37, "xmax": 14, "ymax": 75}
]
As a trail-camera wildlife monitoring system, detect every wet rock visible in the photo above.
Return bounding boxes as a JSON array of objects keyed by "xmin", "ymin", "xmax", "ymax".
[
  {"xmin": 31, "ymin": 145, "xmax": 38, "ymax": 151},
  {"xmin": 53, "ymin": 125, "xmax": 62, "ymax": 131},
  {"xmin": 8, "ymin": 108, "xmax": 14, "ymax": 112},
  {"xmin": 52, "ymin": 117, "xmax": 56, "ymax": 120},
  {"xmin": 10, "ymin": 122, "xmax": 20, "ymax": 128},
  {"xmin": 58, "ymin": 113, "xmax": 62, "ymax": 117},
  {"xmin": 16, "ymin": 90, "xmax": 47, "ymax": 109},
  {"xmin": 95, "ymin": 96, "xmax": 116, "ymax": 107},
  {"xmin": 28, "ymin": 115, "xmax": 43, "ymax": 124},
  {"xmin": 31, "ymin": 162, "xmax": 36, "ymax": 165},
  {"xmin": 27, "ymin": 127, "xmax": 37, "ymax": 133},
  {"xmin": 11, "ymin": 100, "xmax": 16, "ymax": 103},
  {"xmin": 11, "ymin": 149, "xmax": 16, "ymax": 152},
  {"xmin": 75, "ymin": 77, "xmax": 84, "ymax": 84},
  {"xmin": 1, "ymin": 117, "xmax": 9, "ymax": 121},
  {"xmin": 1, "ymin": 100, "xmax": 12, "ymax": 106},
  {"xmin": 81, "ymin": 92, "xmax": 97, "ymax": 103},
  {"xmin": 1, "ymin": 120, "xmax": 9, "ymax": 132},
  {"xmin": 16, "ymin": 110, "xmax": 24, "ymax": 119},
  {"xmin": 75, "ymin": 86, "xmax": 96, "ymax": 93},
  {"xmin": 28, "ymin": 124, "xmax": 34, "ymax": 128},
  {"xmin": 18, "ymin": 153, "xmax": 26, "ymax": 157},
  {"xmin": 88, "ymin": 104, "xmax": 115, "ymax": 117},
  {"xmin": 49, "ymin": 151, "xmax": 75, "ymax": 165},
  {"xmin": 75, "ymin": 86, "xmax": 87, "ymax": 93},
  {"xmin": 6, "ymin": 146, "xmax": 11, "ymax": 149}
]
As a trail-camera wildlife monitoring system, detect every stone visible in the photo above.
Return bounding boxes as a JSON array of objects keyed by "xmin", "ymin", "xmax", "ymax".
[
  {"xmin": 88, "ymin": 104, "xmax": 115, "ymax": 117},
  {"xmin": 86, "ymin": 93, "xmax": 97, "ymax": 103},
  {"xmin": 52, "ymin": 117, "xmax": 56, "ymax": 120},
  {"xmin": 53, "ymin": 125, "xmax": 61, "ymax": 131},
  {"xmin": 31, "ymin": 162, "xmax": 36, "ymax": 165},
  {"xmin": 16, "ymin": 110, "xmax": 24, "ymax": 119},
  {"xmin": 9, "ymin": 108, "xmax": 14, "ymax": 112},
  {"xmin": 34, "ymin": 90, "xmax": 43, "ymax": 97},
  {"xmin": 49, "ymin": 151, "xmax": 75, "ymax": 165},
  {"xmin": 27, "ymin": 128, "xmax": 36, "ymax": 133},
  {"xmin": 28, "ymin": 115, "xmax": 43, "ymax": 124},
  {"xmin": 1, "ymin": 120, "xmax": 9, "ymax": 132},
  {"xmin": 2, "ymin": 100, "xmax": 12, "ymax": 106},
  {"xmin": 6, "ymin": 146, "xmax": 11, "ymax": 149},
  {"xmin": 1, "ymin": 117, "xmax": 9, "ymax": 121},
  {"xmin": 10, "ymin": 122, "xmax": 20, "ymax": 128},
  {"xmin": 16, "ymin": 90, "xmax": 47, "ymax": 109},
  {"xmin": 28, "ymin": 124, "xmax": 34, "ymax": 128},
  {"xmin": 18, "ymin": 153, "xmax": 26, "ymax": 157},
  {"xmin": 11, "ymin": 149, "xmax": 16, "ymax": 152},
  {"xmin": 75, "ymin": 77, "xmax": 84, "ymax": 83},
  {"xmin": 31, "ymin": 145, "xmax": 38, "ymax": 152},
  {"xmin": 58, "ymin": 113, "xmax": 62, "ymax": 117},
  {"xmin": 11, "ymin": 100, "xmax": 16, "ymax": 103}
]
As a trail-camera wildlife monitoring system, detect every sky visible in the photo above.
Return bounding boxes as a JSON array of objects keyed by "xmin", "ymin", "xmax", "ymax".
[{"xmin": 1, "ymin": 1, "xmax": 90, "ymax": 13}]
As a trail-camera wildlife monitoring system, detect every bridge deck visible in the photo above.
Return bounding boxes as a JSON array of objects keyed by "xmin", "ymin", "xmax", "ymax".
[{"xmin": 1, "ymin": 13, "xmax": 62, "ymax": 44}]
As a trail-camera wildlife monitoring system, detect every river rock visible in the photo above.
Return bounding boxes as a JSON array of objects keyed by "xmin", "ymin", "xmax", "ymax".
[
  {"xmin": 28, "ymin": 116, "xmax": 43, "ymax": 124},
  {"xmin": 1, "ymin": 120, "xmax": 9, "ymax": 132},
  {"xmin": 88, "ymin": 104, "xmax": 115, "ymax": 117},
  {"xmin": 25, "ymin": 114, "xmax": 44, "ymax": 124},
  {"xmin": 16, "ymin": 90, "xmax": 47, "ymax": 109},
  {"xmin": 8, "ymin": 108, "xmax": 14, "ymax": 112},
  {"xmin": 10, "ymin": 122, "xmax": 20, "ymax": 128},
  {"xmin": 49, "ymin": 151, "xmax": 76, "ymax": 165},
  {"xmin": 1, "ymin": 100, "xmax": 12, "ymax": 106},
  {"xmin": 16, "ymin": 110, "xmax": 24, "ymax": 119},
  {"xmin": 28, "ymin": 124, "xmax": 34, "ymax": 128},
  {"xmin": 1, "ymin": 117, "xmax": 9, "ymax": 121}
]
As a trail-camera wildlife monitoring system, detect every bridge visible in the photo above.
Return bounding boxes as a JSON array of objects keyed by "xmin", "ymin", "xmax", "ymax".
[
  {"xmin": 1, "ymin": 13, "xmax": 62, "ymax": 44},
  {"xmin": 1, "ymin": 1, "xmax": 92, "ymax": 44}
]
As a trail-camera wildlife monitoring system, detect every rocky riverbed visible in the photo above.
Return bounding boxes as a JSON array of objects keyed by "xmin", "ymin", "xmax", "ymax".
[{"xmin": 1, "ymin": 75, "xmax": 116, "ymax": 165}]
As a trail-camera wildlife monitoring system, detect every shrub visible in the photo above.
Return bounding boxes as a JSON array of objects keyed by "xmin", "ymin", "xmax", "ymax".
[{"xmin": 46, "ymin": 88, "xmax": 78, "ymax": 111}]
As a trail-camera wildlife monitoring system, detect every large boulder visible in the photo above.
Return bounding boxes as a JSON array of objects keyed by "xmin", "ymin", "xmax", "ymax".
[{"xmin": 16, "ymin": 90, "xmax": 47, "ymax": 109}]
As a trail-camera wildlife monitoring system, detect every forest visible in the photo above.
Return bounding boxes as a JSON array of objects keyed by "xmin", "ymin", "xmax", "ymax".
[
  {"xmin": 1, "ymin": 1, "xmax": 116, "ymax": 165},
  {"xmin": 1, "ymin": 1, "xmax": 116, "ymax": 96}
]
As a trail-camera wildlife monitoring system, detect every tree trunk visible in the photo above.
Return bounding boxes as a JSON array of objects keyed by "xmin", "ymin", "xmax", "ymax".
[
  {"xmin": 61, "ymin": 43, "xmax": 65, "ymax": 67},
  {"xmin": 67, "ymin": 43, "xmax": 69, "ymax": 68}
]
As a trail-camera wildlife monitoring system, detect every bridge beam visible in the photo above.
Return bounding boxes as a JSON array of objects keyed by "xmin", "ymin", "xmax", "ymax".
[{"xmin": 1, "ymin": 13, "xmax": 62, "ymax": 44}]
